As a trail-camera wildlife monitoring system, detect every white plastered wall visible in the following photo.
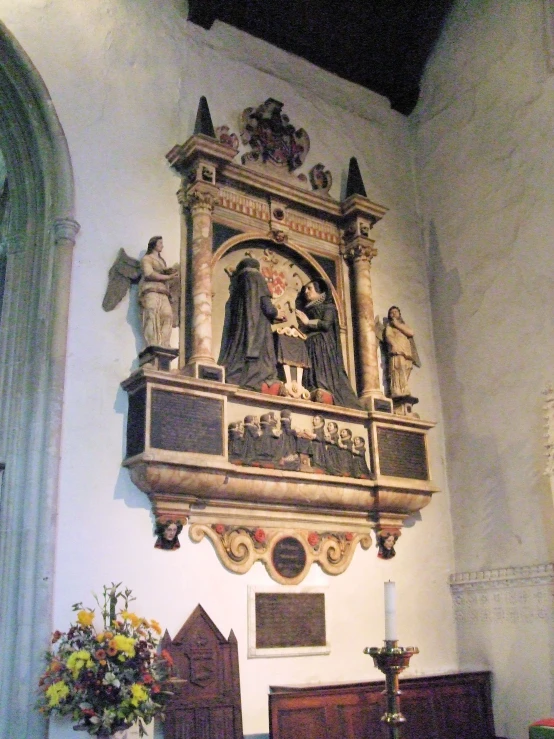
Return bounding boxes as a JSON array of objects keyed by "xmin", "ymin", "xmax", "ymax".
[
  {"xmin": 0, "ymin": 1, "xmax": 457, "ymax": 736},
  {"xmin": 413, "ymin": 0, "xmax": 554, "ymax": 736}
]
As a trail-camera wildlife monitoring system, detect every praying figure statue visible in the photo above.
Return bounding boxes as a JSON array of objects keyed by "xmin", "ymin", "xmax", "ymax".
[
  {"xmin": 295, "ymin": 279, "xmax": 361, "ymax": 409},
  {"xmin": 218, "ymin": 257, "xmax": 286, "ymax": 392},
  {"xmin": 383, "ymin": 306, "xmax": 420, "ymax": 399}
]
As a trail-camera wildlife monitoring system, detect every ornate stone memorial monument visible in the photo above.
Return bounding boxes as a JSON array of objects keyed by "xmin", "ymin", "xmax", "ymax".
[{"xmin": 117, "ymin": 97, "xmax": 439, "ymax": 583}]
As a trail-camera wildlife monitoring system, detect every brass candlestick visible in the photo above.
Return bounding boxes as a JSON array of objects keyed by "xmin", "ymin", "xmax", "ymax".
[{"xmin": 364, "ymin": 641, "xmax": 419, "ymax": 738}]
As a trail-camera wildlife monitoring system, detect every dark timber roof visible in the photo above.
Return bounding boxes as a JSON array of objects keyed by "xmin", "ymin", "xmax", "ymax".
[{"xmin": 188, "ymin": 0, "xmax": 454, "ymax": 115}]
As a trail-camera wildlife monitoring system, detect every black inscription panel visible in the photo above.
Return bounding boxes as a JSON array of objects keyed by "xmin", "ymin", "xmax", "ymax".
[
  {"xmin": 126, "ymin": 387, "xmax": 146, "ymax": 458},
  {"xmin": 272, "ymin": 537, "xmax": 307, "ymax": 580},
  {"xmin": 150, "ymin": 389, "xmax": 224, "ymax": 455},
  {"xmin": 374, "ymin": 398, "xmax": 392, "ymax": 413},
  {"xmin": 377, "ymin": 427, "xmax": 428, "ymax": 480},
  {"xmin": 255, "ymin": 593, "xmax": 326, "ymax": 649}
]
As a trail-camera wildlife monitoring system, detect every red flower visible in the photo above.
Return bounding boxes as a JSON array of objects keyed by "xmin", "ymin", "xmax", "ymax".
[
  {"xmin": 254, "ymin": 528, "xmax": 266, "ymax": 543},
  {"xmin": 142, "ymin": 673, "xmax": 154, "ymax": 684},
  {"xmin": 307, "ymin": 532, "xmax": 320, "ymax": 547},
  {"xmin": 214, "ymin": 523, "xmax": 225, "ymax": 535},
  {"xmin": 95, "ymin": 649, "xmax": 107, "ymax": 661},
  {"xmin": 82, "ymin": 709, "xmax": 96, "ymax": 717},
  {"xmin": 51, "ymin": 630, "xmax": 63, "ymax": 644},
  {"xmin": 151, "ymin": 683, "xmax": 161, "ymax": 694},
  {"xmin": 345, "ymin": 532, "xmax": 354, "ymax": 542}
]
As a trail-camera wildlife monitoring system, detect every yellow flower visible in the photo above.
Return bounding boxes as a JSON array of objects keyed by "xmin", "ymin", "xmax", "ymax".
[
  {"xmin": 149, "ymin": 619, "xmax": 162, "ymax": 635},
  {"xmin": 66, "ymin": 650, "xmax": 93, "ymax": 678},
  {"xmin": 45, "ymin": 680, "xmax": 69, "ymax": 707},
  {"xmin": 76, "ymin": 610, "xmax": 95, "ymax": 627},
  {"xmin": 110, "ymin": 634, "xmax": 136, "ymax": 657},
  {"xmin": 130, "ymin": 683, "xmax": 149, "ymax": 707},
  {"xmin": 120, "ymin": 611, "xmax": 142, "ymax": 628}
]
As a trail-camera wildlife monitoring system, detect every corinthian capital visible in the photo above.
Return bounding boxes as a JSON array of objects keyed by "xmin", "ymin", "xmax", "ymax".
[
  {"xmin": 180, "ymin": 186, "xmax": 218, "ymax": 214},
  {"xmin": 341, "ymin": 240, "xmax": 378, "ymax": 264}
]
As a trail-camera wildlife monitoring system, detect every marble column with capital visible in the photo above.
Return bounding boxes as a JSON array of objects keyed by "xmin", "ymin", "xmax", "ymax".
[
  {"xmin": 342, "ymin": 239, "xmax": 383, "ymax": 407},
  {"xmin": 180, "ymin": 185, "xmax": 218, "ymax": 369}
]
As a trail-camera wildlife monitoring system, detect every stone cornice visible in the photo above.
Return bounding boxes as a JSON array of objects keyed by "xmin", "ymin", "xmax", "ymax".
[
  {"xmin": 450, "ymin": 563, "xmax": 554, "ymax": 591},
  {"xmin": 168, "ymin": 136, "xmax": 388, "ymax": 225}
]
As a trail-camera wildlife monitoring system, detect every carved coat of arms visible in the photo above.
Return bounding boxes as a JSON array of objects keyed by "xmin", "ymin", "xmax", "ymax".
[
  {"xmin": 187, "ymin": 636, "xmax": 216, "ymax": 688},
  {"xmin": 240, "ymin": 98, "xmax": 310, "ymax": 171}
]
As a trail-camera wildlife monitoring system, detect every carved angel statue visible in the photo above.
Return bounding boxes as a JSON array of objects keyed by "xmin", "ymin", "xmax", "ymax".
[{"xmin": 103, "ymin": 236, "xmax": 180, "ymax": 348}]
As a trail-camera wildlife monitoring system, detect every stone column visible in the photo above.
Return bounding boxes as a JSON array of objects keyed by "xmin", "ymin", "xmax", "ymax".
[
  {"xmin": 342, "ymin": 240, "xmax": 382, "ymax": 408},
  {"xmin": 180, "ymin": 184, "xmax": 218, "ymax": 368}
]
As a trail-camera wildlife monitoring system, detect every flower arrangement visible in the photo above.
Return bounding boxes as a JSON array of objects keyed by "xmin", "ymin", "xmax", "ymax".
[{"xmin": 38, "ymin": 583, "xmax": 174, "ymax": 737}]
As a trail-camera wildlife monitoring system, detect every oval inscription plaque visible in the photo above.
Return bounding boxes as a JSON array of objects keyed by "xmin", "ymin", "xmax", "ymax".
[{"xmin": 272, "ymin": 536, "xmax": 307, "ymax": 579}]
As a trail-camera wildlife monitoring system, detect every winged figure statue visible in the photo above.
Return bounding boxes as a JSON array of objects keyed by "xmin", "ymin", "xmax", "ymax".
[{"xmin": 102, "ymin": 237, "xmax": 180, "ymax": 348}]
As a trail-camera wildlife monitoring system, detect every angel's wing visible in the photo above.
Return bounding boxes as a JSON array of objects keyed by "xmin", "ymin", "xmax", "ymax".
[{"xmin": 102, "ymin": 248, "xmax": 141, "ymax": 311}]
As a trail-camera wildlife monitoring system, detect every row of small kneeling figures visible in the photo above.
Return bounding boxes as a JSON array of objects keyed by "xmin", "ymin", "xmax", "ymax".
[{"xmin": 228, "ymin": 411, "xmax": 374, "ymax": 479}]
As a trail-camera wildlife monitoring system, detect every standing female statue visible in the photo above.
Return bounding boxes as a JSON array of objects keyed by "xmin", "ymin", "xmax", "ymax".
[
  {"xmin": 138, "ymin": 236, "xmax": 179, "ymax": 348},
  {"xmin": 295, "ymin": 279, "xmax": 361, "ymax": 409},
  {"xmin": 384, "ymin": 306, "xmax": 420, "ymax": 398}
]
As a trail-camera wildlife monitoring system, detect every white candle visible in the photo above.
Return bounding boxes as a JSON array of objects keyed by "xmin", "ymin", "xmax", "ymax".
[{"xmin": 384, "ymin": 581, "xmax": 397, "ymax": 641}]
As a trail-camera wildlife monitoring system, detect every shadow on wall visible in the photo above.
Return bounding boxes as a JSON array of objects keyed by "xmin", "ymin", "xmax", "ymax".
[
  {"xmin": 427, "ymin": 221, "xmax": 516, "ymax": 571},
  {"xmin": 113, "ymin": 384, "xmax": 150, "ymax": 510}
]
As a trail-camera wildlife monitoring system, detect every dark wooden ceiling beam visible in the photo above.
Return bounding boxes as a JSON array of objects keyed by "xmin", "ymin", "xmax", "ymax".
[{"xmin": 187, "ymin": 0, "xmax": 453, "ymax": 115}]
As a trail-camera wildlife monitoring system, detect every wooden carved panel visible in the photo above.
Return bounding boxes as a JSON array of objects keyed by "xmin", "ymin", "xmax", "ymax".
[
  {"xmin": 269, "ymin": 672, "xmax": 498, "ymax": 739},
  {"xmin": 162, "ymin": 605, "xmax": 243, "ymax": 739}
]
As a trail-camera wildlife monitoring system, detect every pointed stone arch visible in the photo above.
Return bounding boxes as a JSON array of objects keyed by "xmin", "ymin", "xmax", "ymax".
[{"xmin": 0, "ymin": 22, "xmax": 79, "ymax": 737}]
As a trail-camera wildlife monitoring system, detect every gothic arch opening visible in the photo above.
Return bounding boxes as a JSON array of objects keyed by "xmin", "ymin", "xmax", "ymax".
[{"xmin": 0, "ymin": 22, "xmax": 78, "ymax": 737}]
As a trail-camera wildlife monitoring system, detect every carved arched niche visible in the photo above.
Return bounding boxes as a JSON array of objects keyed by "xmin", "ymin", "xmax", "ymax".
[
  {"xmin": 211, "ymin": 237, "xmax": 347, "ymax": 367},
  {"xmin": 122, "ymin": 105, "xmax": 438, "ymax": 584}
]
